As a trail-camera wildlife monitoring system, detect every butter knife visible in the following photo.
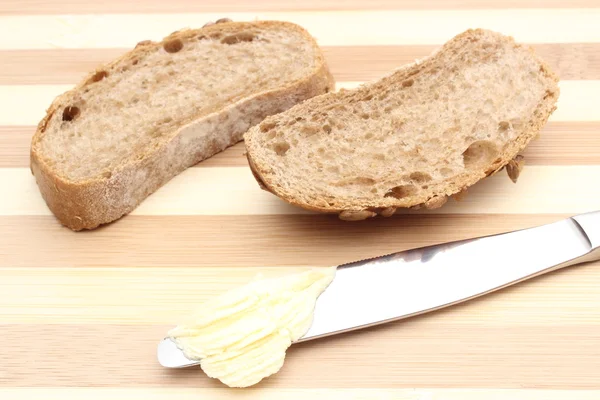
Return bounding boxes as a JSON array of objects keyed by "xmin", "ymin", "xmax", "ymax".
[{"xmin": 158, "ymin": 210, "xmax": 600, "ymax": 368}]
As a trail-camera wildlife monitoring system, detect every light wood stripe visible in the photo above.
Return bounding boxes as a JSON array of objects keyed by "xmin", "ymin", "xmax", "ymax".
[
  {"xmin": 4, "ymin": 10, "xmax": 600, "ymax": 50},
  {"xmin": 3, "ymin": 122, "xmax": 599, "ymax": 168},
  {"xmin": 2, "ymin": 0, "xmax": 599, "ymax": 15},
  {"xmin": 0, "ymin": 214, "xmax": 578, "ymax": 268},
  {"xmin": 4, "ymin": 43, "xmax": 600, "ymax": 84},
  {"xmin": 3, "ymin": 166, "xmax": 599, "ymax": 216},
  {"xmin": 3, "ymin": 80, "xmax": 599, "ymax": 126},
  {"xmin": 1, "ymin": 389, "xmax": 600, "ymax": 400},
  {"xmin": 2, "ymin": 323, "xmax": 599, "ymax": 387},
  {"xmin": 2, "ymin": 261, "xmax": 599, "ymax": 325}
]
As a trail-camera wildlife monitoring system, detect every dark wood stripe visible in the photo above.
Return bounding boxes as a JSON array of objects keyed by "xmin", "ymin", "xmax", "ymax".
[
  {"xmin": 2, "ymin": 311, "xmax": 599, "ymax": 387},
  {"xmin": 1, "ymin": 0, "xmax": 597, "ymax": 15},
  {"xmin": 0, "ymin": 214, "xmax": 571, "ymax": 268},
  {"xmin": 1, "ymin": 44, "xmax": 600, "ymax": 85},
  {"xmin": 5, "ymin": 122, "xmax": 600, "ymax": 168}
]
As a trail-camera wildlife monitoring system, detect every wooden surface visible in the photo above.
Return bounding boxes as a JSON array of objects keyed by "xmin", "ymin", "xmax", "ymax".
[{"xmin": 1, "ymin": 1, "xmax": 600, "ymax": 399}]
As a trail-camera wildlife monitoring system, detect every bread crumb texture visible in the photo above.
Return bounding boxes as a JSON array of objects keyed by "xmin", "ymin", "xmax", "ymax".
[
  {"xmin": 35, "ymin": 23, "xmax": 319, "ymax": 180},
  {"xmin": 244, "ymin": 29, "xmax": 560, "ymax": 219}
]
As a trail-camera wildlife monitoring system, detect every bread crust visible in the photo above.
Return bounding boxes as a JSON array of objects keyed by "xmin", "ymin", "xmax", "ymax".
[
  {"xmin": 245, "ymin": 28, "xmax": 560, "ymax": 221},
  {"xmin": 30, "ymin": 20, "xmax": 334, "ymax": 230}
]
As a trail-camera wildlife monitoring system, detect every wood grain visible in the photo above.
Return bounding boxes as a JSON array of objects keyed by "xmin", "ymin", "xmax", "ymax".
[
  {"xmin": 2, "ymin": 0, "xmax": 600, "ymax": 396},
  {"xmin": 0, "ymin": 214, "xmax": 578, "ymax": 268},
  {"xmin": 3, "ymin": 122, "xmax": 600, "ymax": 168},
  {"xmin": 2, "ymin": 320, "xmax": 600, "ymax": 388},
  {"xmin": 3, "ymin": 0, "xmax": 599, "ymax": 15},
  {"xmin": 3, "ymin": 43, "xmax": 600, "ymax": 84},
  {"xmin": 4, "ymin": 10, "xmax": 600, "ymax": 50},
  {"xmin": 2, "ymin": 388, "xmax": 600, "ymax": 400}
]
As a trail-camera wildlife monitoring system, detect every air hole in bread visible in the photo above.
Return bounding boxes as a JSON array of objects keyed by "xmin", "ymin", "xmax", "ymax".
[
  {"xmin": 260, "ymin": 122, "xmax": 276, "ymax": 132},
  {"xmin": 364, "ymin": 132, "xmax": 374, "ymax": 139},
  {"xmin": 327, "ymin": 165, "xmax": 340, "ymax": 174},
  {"xmin": 338, "ymin": 177, "xmax": 376, "ymax": 186},
  {"xmin": 163, "ymin": 39, "xmax": 183, "ymax": 53},
  {"xmin": 510, "ymin": 118, "xmax": 523, "ymax": 129},
  {"xmin": 102, "ymin": 171, "xmax": 112, "ymax": 179},
  {"xmin": 322, "ymin": 124, "xmax": 332, "ymax": 133},
  {"xmin": 361, "ymin": 113, "xmax": 369, "ymax": 119},
  {"xmin": 301, "ymin": 125, "xmax": 319, "ymax": 136},
  {"xmin": 498, "ymin": 121, "xmax": 510, "ymax": 132},
  {"xmin": 402, "ymin": 79, "xmax": 414, "ymax": 87},
  {"xmin": 265, "ymin": 130, "xmax": 277, "ymax": 141},
  {"xmin": 88, "ymin": 70, "xmax": 108, "ymax": 84},
  {"xmin": 385, "ymin": 184, "xmax": 418, "ymax": 199},
  {"xmin": 132, "ymin": 59, "xmax": 139, "ymax": 66},
  {"xmin": 221, "ymin": 32, "xmax": 256, "ymax": 45},
  {"xmin": 410, "ymin": 171, "xmax": 432, "ymax": 183},
  {"xmin": 373, "ymin": 153, "xmax": 385, "ymax": 160},
  {"xmin": 363, "ymin": 94, "xmax": 373, "ymax": 101},
  {"xmin": 462, "ymin": 140, "xmax": 499, "ymax": 169},
  {"xmin": 62, "ymin": 106, "xmax": 80, "ymax": 122},
  {"xmin": 440, "ymin": 167, "xmax": 453, "ymax": 177},
  {"xmin": 272, "ymin": 142, "xmax": 290, "ymax": 156}
]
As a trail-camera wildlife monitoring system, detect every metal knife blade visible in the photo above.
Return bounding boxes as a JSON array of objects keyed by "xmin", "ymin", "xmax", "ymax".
[
  {"xmin": 158, "ymin": 211, "xmax": 600, "ymax": 367},
  {"xmin": 300, "ymin": 210, "xmax": 600, "ymax": 341}
]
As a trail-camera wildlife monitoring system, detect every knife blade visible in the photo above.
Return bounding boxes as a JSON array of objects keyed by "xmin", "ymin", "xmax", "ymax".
[
  {"xmin": 301, "ymin": 210, "xmax": 599, "ymax": 341},
  {"xmin": 158, "ymin": 211, "xmax": 600, "ymax": 367}
]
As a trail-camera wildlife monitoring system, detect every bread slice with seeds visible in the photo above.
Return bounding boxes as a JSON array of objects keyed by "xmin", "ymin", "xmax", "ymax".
[
  {"xmin": 244, "ymin": 28, "xmax": 559, "ymax": 220},
  {"xmin": 30, "ymin": 20, "xmax": 334, "ymax": 230}
]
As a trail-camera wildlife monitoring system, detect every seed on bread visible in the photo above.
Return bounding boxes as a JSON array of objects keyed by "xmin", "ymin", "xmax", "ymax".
[
  {"xmin": 506, "ymin": 155, "xmax": 525, "ymax": 183},
  {"xmin": 204, "ymin": 17, "xmax": 232, "ymax": 28},
  {"xmin": 339, "ymin": 210, "xmax": 377, "ymax": 221},
  {"xmin": 244, "ymin": 28, "xmax": 559, "ymax": 219},
  {"xmin": 379, "ymin": 207, "xmax": 397, "ymax": 217},
  {"xmin": 135, "ymin": 40, "xmax": 153, "ymax": 48},
  {"xmin": 424, "ymin": 196, "xmax": 448, "ymax": 210}
]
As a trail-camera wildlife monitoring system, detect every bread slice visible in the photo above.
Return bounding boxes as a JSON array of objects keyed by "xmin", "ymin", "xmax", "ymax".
[
  {"xmin": 244, "ymin": 28, "xmax": 560, "ymax": 221},
  {"xmin": 30, "ymin": 20, "xmax": 334, "ymax": 230}
]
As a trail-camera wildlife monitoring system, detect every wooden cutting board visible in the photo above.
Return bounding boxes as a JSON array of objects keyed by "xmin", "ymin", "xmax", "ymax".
[{"xmin": 1, "ymin": 1, "xmax": 599, "ymax": 399}]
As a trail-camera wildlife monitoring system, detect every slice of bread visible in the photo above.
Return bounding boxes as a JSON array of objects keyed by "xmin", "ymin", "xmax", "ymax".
[
  {"xmin": 244, "ymin": 28, "xmax": 560, "ymax": 221},
  {"xmin": 31, "ymin": 20, "xmax": 334, "ymax": 230}
]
